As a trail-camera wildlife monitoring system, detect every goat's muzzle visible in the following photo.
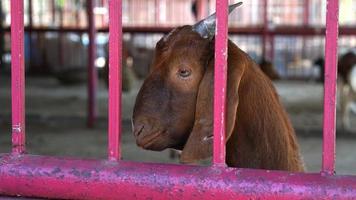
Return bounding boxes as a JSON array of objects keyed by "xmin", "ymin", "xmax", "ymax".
[{"xmin": 132, "ymin": 119, "xmax": 167, "ymax": 151}]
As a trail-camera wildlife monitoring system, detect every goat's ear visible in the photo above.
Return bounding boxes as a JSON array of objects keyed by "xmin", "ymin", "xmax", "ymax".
[{"xmin": 180, "ymin": 41, "xmax": 246, "ymax": 164}]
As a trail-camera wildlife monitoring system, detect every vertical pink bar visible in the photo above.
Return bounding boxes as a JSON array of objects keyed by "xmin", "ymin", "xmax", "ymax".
[
  {"xmin": 303, "ymin": 0, "xmax": 309, "ymax": 25},
  {"xmin": 11, "ymin": 0, "xmax": 25, "ymax": 154},
  {"xmin": 197, "ymin": 0, "xmax": 207, "ymax": 21},
  {"xmin": 154, "ymin": 0, "xmax": 159, "ymax": 25},
  {"xmin": 87, "ymin": 0, "xmax": 98, "ymax": 128},
  {"xmin": 108, "ymin": 0, "xmax": 122, "ymax": 160},
  {"xmin": 213, "ymin": 0, "xmax": 228, "ymax": 165},
  {"xmin": 322, "ymin": 0, "xmax": 339, "ymax": 175},
  {"xmin": 262, "ymin": 0, "xmax": 268, "ymax": 60}
]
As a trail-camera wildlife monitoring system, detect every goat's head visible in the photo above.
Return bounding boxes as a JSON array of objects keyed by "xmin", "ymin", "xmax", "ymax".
[{"xmin": 132, "ymin": 3, "xmax": 242, "ymax": 163}]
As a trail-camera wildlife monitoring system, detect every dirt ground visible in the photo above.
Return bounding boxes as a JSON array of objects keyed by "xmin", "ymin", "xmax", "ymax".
[{"xmin": 0, "ymin": 74, "xmax": 355, "ymax": 175}]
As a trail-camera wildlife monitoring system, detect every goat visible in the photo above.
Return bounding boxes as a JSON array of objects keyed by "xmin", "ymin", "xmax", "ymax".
[
  {"xmin": 314, "ymin": 51, "xmax": 356, "ymax": 132},
  {"xmin": 338, "ymin": 51, "xmax": 356, "ymax": 132},
  {"xmin": 132, "ymin": 3, "xmax": 305, "ymax": 172}
]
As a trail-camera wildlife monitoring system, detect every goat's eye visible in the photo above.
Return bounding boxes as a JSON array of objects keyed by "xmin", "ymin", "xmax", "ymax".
[{"xmin": 178, "ymin": 69, "xmax": 191, "ymax": 78}]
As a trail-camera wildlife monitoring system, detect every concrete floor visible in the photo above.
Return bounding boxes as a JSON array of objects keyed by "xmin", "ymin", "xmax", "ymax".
[{"xmin": 0, "ymin": 74, "xmax": 355, "ymax": 176}]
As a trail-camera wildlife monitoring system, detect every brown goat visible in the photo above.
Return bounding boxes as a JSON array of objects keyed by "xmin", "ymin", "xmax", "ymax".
[{"xmin": 132, "ymin": 3, "xmax": 304, "ymax": 172}]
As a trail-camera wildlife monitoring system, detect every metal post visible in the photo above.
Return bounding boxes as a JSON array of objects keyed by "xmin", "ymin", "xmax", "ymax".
[
  {"xmin": 213, "ymin": 0, "xmax": 228, "ymax": 165},
  {"xmin": 197, "ymin": 0, "xmax": 207, "ymax": 21},
  {"xmin": 322, "ymin": 0, "xmax": 339, "ymax": 175},
  {"xmin": 108, "ymin": 0, "xmax": 122, "ymax": 160},
  {"xmin": 262, "ymin": 0, "xmax": 268, "ymax": 60},
  {"xmin": 154, "ymin": 0, "xmax": 159, "ymax": 24},
  {"xmin": 51, "ymin": 0, "xmax": 56, "ymax": 24},
  {"xmin": 59, "ymin": 6, "xmax": 64, "ymax": 66},
  {"xmin": 11, "ymin": 0, "xmax": 26, "ymax": 154},
  {"xmin": 87, "ymin": 0, "xmax": 98, "ymax": 128},
  {"xmin": 302, "ymin": 0, "xmax": 309, "ymax": 76}
]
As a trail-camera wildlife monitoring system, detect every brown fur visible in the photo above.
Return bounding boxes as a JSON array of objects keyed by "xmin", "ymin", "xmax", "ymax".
[{"xmin": 132, "ymin": 26, "xmax": 305, "ymax": 172}]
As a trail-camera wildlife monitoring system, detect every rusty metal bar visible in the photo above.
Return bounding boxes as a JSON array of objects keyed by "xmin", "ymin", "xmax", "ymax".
[
  {"xmin": 87, "ymin": 0, "xmax": 98, "ymax": 128},
  {"xmin": 213, "ymin": 0, "xmax": 228, "ymax": 165},
  {"xmin": 0, "ymin": 154, "xmax": 355, "ymax": 200},
  {"xmin": 108, "ymin": 0, "xmax": 122, "ymax": 161},
  {"xmin": 11, "ymin": 0, "xmax": 26, "ymax": 154},
  {"xmin": 322, "ymin": 0, "xmax": 339, "ymax": 175}
]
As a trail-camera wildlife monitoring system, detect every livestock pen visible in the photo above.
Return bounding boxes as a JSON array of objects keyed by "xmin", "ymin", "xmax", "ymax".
[{"xmin": 0, "ymin": 0, "xmax": 356, "ymax": 199}]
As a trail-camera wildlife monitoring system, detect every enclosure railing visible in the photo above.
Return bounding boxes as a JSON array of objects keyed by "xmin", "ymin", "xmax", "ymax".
[{"xmin": 0, "ymin": 0, "xmax": 356, "ymax": 199}]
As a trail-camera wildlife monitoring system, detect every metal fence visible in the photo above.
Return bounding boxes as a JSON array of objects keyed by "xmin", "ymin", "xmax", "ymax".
[{"xmin": 0, "ymin": 0, "xmax": 356, "ymax": 199}]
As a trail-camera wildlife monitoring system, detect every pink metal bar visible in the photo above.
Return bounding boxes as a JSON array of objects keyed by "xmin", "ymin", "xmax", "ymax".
[
  {"xmin": 322, "ymin": 0, "xmax": 339, "ymax": 175},
  {"xmin": 303, "ymin": 0, "xmax": 309, "ymax": 25},
  {"xmin": 154, "ymin": 0, "xmax": 159, "ymax": 25},
  {"xmin": 87, "ymin": 0, "xmax": 98, "ymax": 128},
  {"xmin": 197, "ymin": 0, "xmax": 207, "ymax": 21},
  {"xmin": 262, "ymin": 0, "xmax": 268, "ymax": 60},
  {"xmin": 11, "ymin": 0, "xmax": 25, "ymax": 154},
  {"xmin": 108, "ymin": 0, "xmax": 122, "ymax": 160},
  {"xmin": 0, "ymin": 154, "xmax": 356, "ymax": 199},
  {"xmin": 3, "ymin": 26, "xmax": 356, "ymax": 35},
  {"xmin": 51, "ymin": 0, "xmax": 56, "ymax": 24},
  {"xmin": 213, "ymin": 0, "xmax": 228, "ymax": 165}
]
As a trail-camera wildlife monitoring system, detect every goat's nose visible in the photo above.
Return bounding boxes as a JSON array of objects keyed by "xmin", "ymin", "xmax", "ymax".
[{"xmin": 133, "ymin": 123, "xmax": 145, "ymax": 138}]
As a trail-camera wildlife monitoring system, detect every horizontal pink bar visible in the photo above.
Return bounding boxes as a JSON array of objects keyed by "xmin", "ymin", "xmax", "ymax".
[
  {"xmin": 108, "ymin": 0, "xmax": 122, "ymax": 160},
  {"xmin": 0, "ymin": 154, "xmax": 355, "ymax": 199},
  {"xmin": 213, "ymin": 0, "xmax": 228, "ymax": 165},
  {"xmin": 3, "ymin": 26, "xmax": 356, "ymax": 35},
  {"xmin": 11, "ymin": 0, "xmax": 25, "ymax": 154},
  {"xmin": 322, "ymin": 0, "xmax": 339, "ymax": 175}
]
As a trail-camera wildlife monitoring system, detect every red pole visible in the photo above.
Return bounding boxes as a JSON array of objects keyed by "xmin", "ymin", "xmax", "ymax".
[
  {"xmin": 302, "ymin": 0, "xmax": 309, "ymax": 76},
  {"xmin": 87, "ymin": 0, "xmax": 98, "ymax": 128},
  {"xmin": 51, "ymin": 0, "xmax": 56, "ymax": 24},
  {"xmin": 213, "ymin": 0, "xmax": 228, "ymax": 165},
  {"xmin": 11, "ymin": 0, "xmax": 26, "ymax": 154},
  {"xmin": 101, "ymin": 0, "xmax": 106, "ymax": 27},
  {"xmin": 108, "ymin": 0, "xmax": 122, "ymax": 160},
  {"xmin": 322, "ymin": 0, "xmax": 339, "ymax": 175},
  {"xmin": 197, "ymin": 0, "xmax": 207, "ymax": 21},
  {"xmin": 75, "ymin": 3, "xmax": 80, "ymax": 27},
  {"xmin": 262, "ymin": 0, "xmax": 268, "ymax": 60},
  {"xmin": 59, "ymin": 6, "xmax": 64, "ymax": 66},
  {"xmin": 270, "ymin": 35, "xmax": 275, "ymax": 62},
  {"xmin": 155, "ymin": 0, "xmax": 159, "ymax": 25}
]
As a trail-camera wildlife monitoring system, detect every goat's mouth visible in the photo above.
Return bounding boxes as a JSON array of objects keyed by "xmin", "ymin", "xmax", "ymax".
[{"xmin": 137, "ymin": 130, "xmax": 166, "ymax": 150}]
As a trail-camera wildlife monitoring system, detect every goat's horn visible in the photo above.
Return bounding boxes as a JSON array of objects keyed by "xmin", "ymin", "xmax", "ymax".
[{"xmin": 192, "ymin": 2, "xmax": 242, "ymax": 39}]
